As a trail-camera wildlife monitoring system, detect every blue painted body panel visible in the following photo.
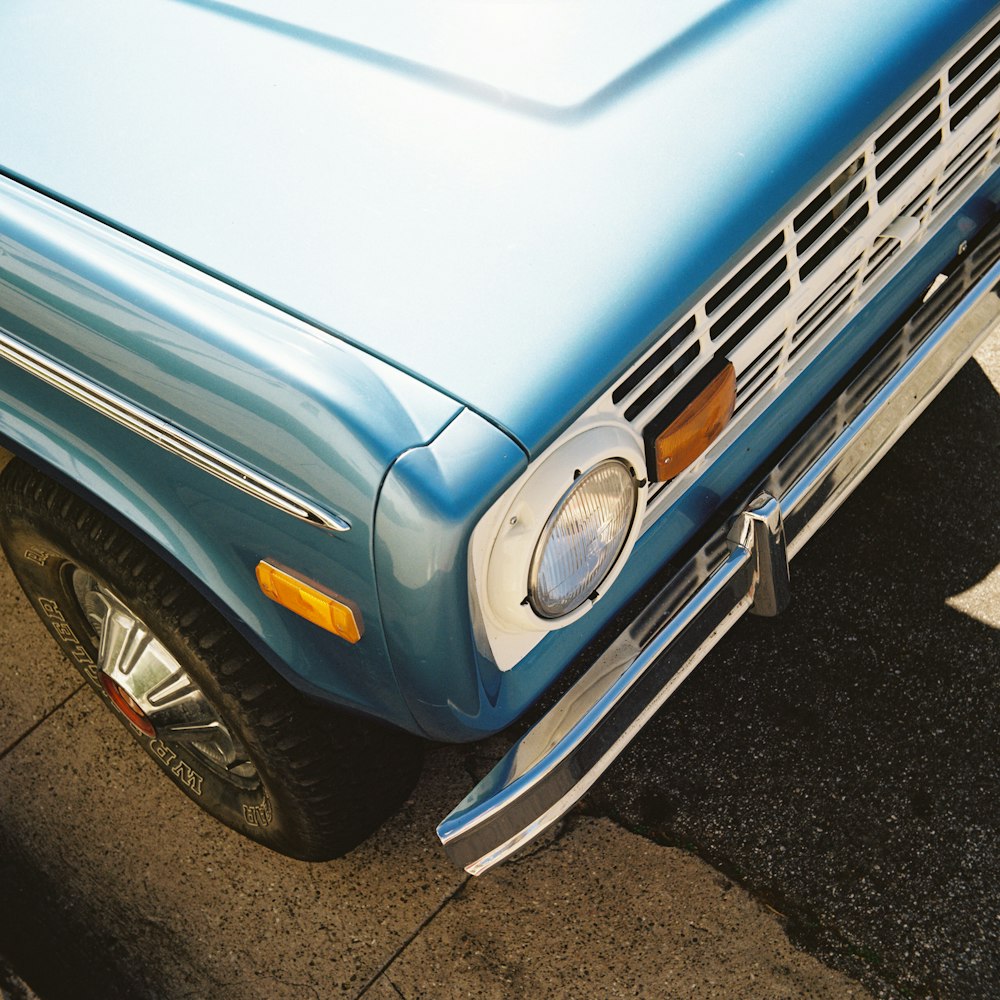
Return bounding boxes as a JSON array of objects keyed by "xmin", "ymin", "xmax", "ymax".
[
  {"xmin": 373, "ymin": 178, "xmax": 1000, "ymax": 741},
  {"xmin": 374, "ymin": 410, "xmax": 526, "ymax": 733},
  {"xmin": 0, "ymin": 179, "xmax": 461, "ymax": 731},
  {"xmin": 0, "ymin": 0, "xmax": 993, "ymax": 455},
  {"xmin": 0, "ymin": 2, "xmax": 997, "ymax": 742}
]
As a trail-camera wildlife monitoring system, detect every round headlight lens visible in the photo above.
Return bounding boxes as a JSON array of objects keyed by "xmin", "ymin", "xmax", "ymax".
[{"xmin": 528, "ymin": 459, "xmax": 638, "ymax": 619}]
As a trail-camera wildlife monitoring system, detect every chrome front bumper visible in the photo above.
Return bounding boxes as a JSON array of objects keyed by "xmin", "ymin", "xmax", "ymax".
[{"xmin": 438, "ymin": 237, "xmax": 1000, "ymax": 875}]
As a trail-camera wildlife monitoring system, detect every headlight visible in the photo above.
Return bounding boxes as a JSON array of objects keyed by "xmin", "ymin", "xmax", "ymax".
[
  {"xmin": 528, "ymin": 459, "xmax": 638, "ymax": 618},
  {"xmin": 482, "ymin": 422, "xmax": 647, "ymax": 637}
]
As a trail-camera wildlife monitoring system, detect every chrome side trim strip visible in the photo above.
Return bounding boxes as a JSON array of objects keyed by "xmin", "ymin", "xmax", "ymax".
[
  {"xmin": 0, "ymin": 325, "xmax": 351, "ymax": 532},
  {"xmin": 438, "ymin": 247, "xmax": 1000, "ymax": 875}
]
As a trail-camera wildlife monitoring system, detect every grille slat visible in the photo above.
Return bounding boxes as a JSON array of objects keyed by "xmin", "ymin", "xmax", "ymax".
[
  {"xmin": 795, "ymin": 210, "xmax": 866, "ymax": 277},
  {"xmin": 796, "ymin": 255, "xmax": 863, "ymax": 331},
  {"xmin": 950, "ymin": 19, "xmax": 1000, "ymax": 85},
  {"xmin": 715, "ymin": 277, "xmax": 792, "ymax": 352},
  {"xmin": 795, "ymin": 177, "xmax": 868, "ymax": 253},
  {"xmin": 878, "ymin": 129, "xmax": 944, "ymax": 201},
  {"xmin": 594, "ymin": 12, "xmax": 1000, "ymax": 531},
  {"xmin": 793, "ymin": 155, "xmax": 865, "ymax": 228},
  {"xmin": 709, "ymin": 260, "xmax": 790, "ymax": 341},
  {"xmin": 622, "ymin": 342, "xmax": 700, "ymax": 422},
  {"xmin": 733, "ymin": 357, "xmax": 783, "ymax": 414},
  {"xmin": 611, "ymin": 314, "xmax": 696, "ymax": 406},
  {"xmin": 902, "ymin": 184, "xmax": 935, "ymax": 220},
  {"xmin": 875, "ymin": 105, "xmax": 943, "ymax": 180},
  {"xmin": 734, "ymin": 343, "xmax": 783, "ymax": 412},
  {"xmin": 952, "ymin": 66, "xmax": 1000, "ymax": 123},
  {"xmin": 737, "ymin": 332, "xmax": 784, "ymax": 390},
  {"xmin": 949, "ymin": 21, "xmax": 1000, "ymax": 125},
  {"xmin": 938, "ymin": 119, "xmax": 998, "ymax": 202},
  {"xmin": 705, "ymin": 233, "xmax": 787, "ymax": 325},
  {"xmin": 799, "ymin": 201, "xmax": 871, "ymax": 279}
]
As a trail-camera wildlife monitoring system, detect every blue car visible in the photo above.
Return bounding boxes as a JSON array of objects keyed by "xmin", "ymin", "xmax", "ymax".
[{"xmin": 1, "ymin": 0, "xmax": 998, "ymax": 872}]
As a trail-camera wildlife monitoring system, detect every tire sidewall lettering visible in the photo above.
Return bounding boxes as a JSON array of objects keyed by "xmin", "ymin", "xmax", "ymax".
[
  {"xmin": 36, "ymin": 595, "xmax": 100, "ymax": 685},
  {"xmin": 148, "ymin": 737, "xmax": 205, "ymax": 797},
  {"xmin": 242, "ymin": 797, "xmax": 273, "ymax": 828}
]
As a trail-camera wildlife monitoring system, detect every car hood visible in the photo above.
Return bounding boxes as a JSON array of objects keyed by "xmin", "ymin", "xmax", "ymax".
[{"xmin": 0, "ymin": 0, "xmax": 993, "ymax": 455}]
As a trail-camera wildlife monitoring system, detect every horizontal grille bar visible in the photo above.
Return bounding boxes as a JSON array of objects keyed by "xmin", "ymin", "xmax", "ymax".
[{"xmin": 600, "ymin": 10, "xmax": 1000, "ymax": 531}]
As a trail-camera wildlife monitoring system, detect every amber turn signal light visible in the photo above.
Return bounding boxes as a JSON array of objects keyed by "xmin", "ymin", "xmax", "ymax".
[
  {"xmin": 643, "ymin": 359, "xmax": 736, "ymax": 482},
  {"xmin": 256, "ymin": 560, "xmax": 363, "ymax": 643}
]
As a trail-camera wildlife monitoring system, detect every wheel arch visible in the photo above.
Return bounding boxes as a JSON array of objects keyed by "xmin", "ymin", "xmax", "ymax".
[
  {"xmin": 0, "ymin": 426, "xmax": 417, "ymax": 730},
  {"xmin": 0, "ymin": 453, "xmax": 424, "ymax": 859}
]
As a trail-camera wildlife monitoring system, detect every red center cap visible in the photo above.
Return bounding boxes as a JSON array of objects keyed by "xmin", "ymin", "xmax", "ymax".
[{"xmin": 99, "ymin": 673, "xmax": 156, "ymax": 738}]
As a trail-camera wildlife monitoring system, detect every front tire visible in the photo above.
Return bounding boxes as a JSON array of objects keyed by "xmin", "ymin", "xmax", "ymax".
[{"xmin": 0, "ymin": 459, "xmax": 422, "ymax": 860}]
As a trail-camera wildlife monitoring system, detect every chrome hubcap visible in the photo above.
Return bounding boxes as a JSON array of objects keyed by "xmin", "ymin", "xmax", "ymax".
[{"xmin": 72, "ymin": 570, "xmax": 258, "ymax": 781}]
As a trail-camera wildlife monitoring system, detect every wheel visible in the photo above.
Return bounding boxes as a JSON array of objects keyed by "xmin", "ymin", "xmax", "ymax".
[{"xmin": 0, "ymin": 459, "xmax": 423, "ymax": 860}]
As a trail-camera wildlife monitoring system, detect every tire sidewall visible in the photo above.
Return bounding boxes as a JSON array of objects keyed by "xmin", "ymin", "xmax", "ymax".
[{"xmin": 1, "ymin": 507, "xmax": 303, "ymax": 853}]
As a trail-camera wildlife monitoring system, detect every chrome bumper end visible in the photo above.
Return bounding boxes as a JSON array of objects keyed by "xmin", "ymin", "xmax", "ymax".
[{"xmin": 438, "ymin": 245, "xmax": 1000, "ymax": 876}]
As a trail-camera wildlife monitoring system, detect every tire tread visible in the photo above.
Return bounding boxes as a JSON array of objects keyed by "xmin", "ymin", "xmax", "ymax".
[{"xmin": 0, "ymin": 459, "xmax": 421, "ymax": 860}]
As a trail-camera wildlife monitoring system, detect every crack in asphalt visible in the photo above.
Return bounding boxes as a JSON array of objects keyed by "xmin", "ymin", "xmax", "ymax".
[
  {"xmin": 382, "ymin": 975, "xmax": 407, "ymax": 999},
  {"xmin": 353, "ymin": 876, "xmax": 472, "ymax": 1000},
  {"xmin": 0, "ymin": 684, "xmax": 85, "ymax": 760}
]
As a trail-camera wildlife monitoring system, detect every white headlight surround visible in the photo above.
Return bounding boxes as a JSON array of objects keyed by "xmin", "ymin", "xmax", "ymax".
[{"xmin": 484, "ymin": 422, "xmax": 647, "ymax": 634}]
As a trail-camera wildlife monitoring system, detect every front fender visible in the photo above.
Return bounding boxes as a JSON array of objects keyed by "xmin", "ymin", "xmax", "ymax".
[
  {"xmin": 373, "ymin": 409, "xmax": 526, "ymax": 741},
  {"xmin": 0, "ymin": 175, "xmax": 460, "ymax": 731}
]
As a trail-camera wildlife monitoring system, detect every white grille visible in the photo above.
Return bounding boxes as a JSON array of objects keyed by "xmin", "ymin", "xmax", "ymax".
[{"xmin": 603, "ymin": 12, "xmax": 1000, "ymax": 529}]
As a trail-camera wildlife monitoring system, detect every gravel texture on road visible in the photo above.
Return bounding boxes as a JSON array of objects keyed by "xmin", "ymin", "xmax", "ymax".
[
  {"xmin": 0, "ymin": 533, "xmax": 869, "ymax": 999},
  {"xmin": 587, "ymin": 339, "xmax": 1000, "ymax": 999}
]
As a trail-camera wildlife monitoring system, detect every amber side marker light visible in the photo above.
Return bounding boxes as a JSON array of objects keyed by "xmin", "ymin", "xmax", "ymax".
[
  {"xmin": 643, "ymin": 358, "xmax": 737, "ymax": 483},
  {"xmin": 256, "ymin": 560, "xmax": 363, "ymax": 643}
]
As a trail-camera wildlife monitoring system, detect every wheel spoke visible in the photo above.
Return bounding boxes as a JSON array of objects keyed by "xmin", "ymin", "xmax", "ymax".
[
  {"xmin": 156, "ymin": 720, "xmax": 227, "ymax": 745},
  {"xmin": 161, "ymin": 719, "xmax": 233, "ymax": 762},
  {"xmin": 70, "ymin": 569, "xmax": 259, "ymax": 784},
  {"xmin": 143, "ymin": 668, "xmax": 200, "ymax": 712},
  {"xmin": 158, "ymin": 718, "xmax": 254, "ymax": 776},
  {"xmin": 82, "ymin": 582, "xmax": 158, "ymax": 685},
  {"xmin": 97, "ymin": 603, "xmax": 153, "ymax": 680}
]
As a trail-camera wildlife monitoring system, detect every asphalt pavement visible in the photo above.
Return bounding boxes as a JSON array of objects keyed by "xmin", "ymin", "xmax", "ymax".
[
  {"xmin": 0, "ymin": 333, "xmax": 996, "ymax": 999},
  {"xmin": 590, "ymin": 333, "xmax": 1000, "ymax": 999},
  {"xmin": 0, "ymin": 565, "xmax": 867, "ymax": 1000}
]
